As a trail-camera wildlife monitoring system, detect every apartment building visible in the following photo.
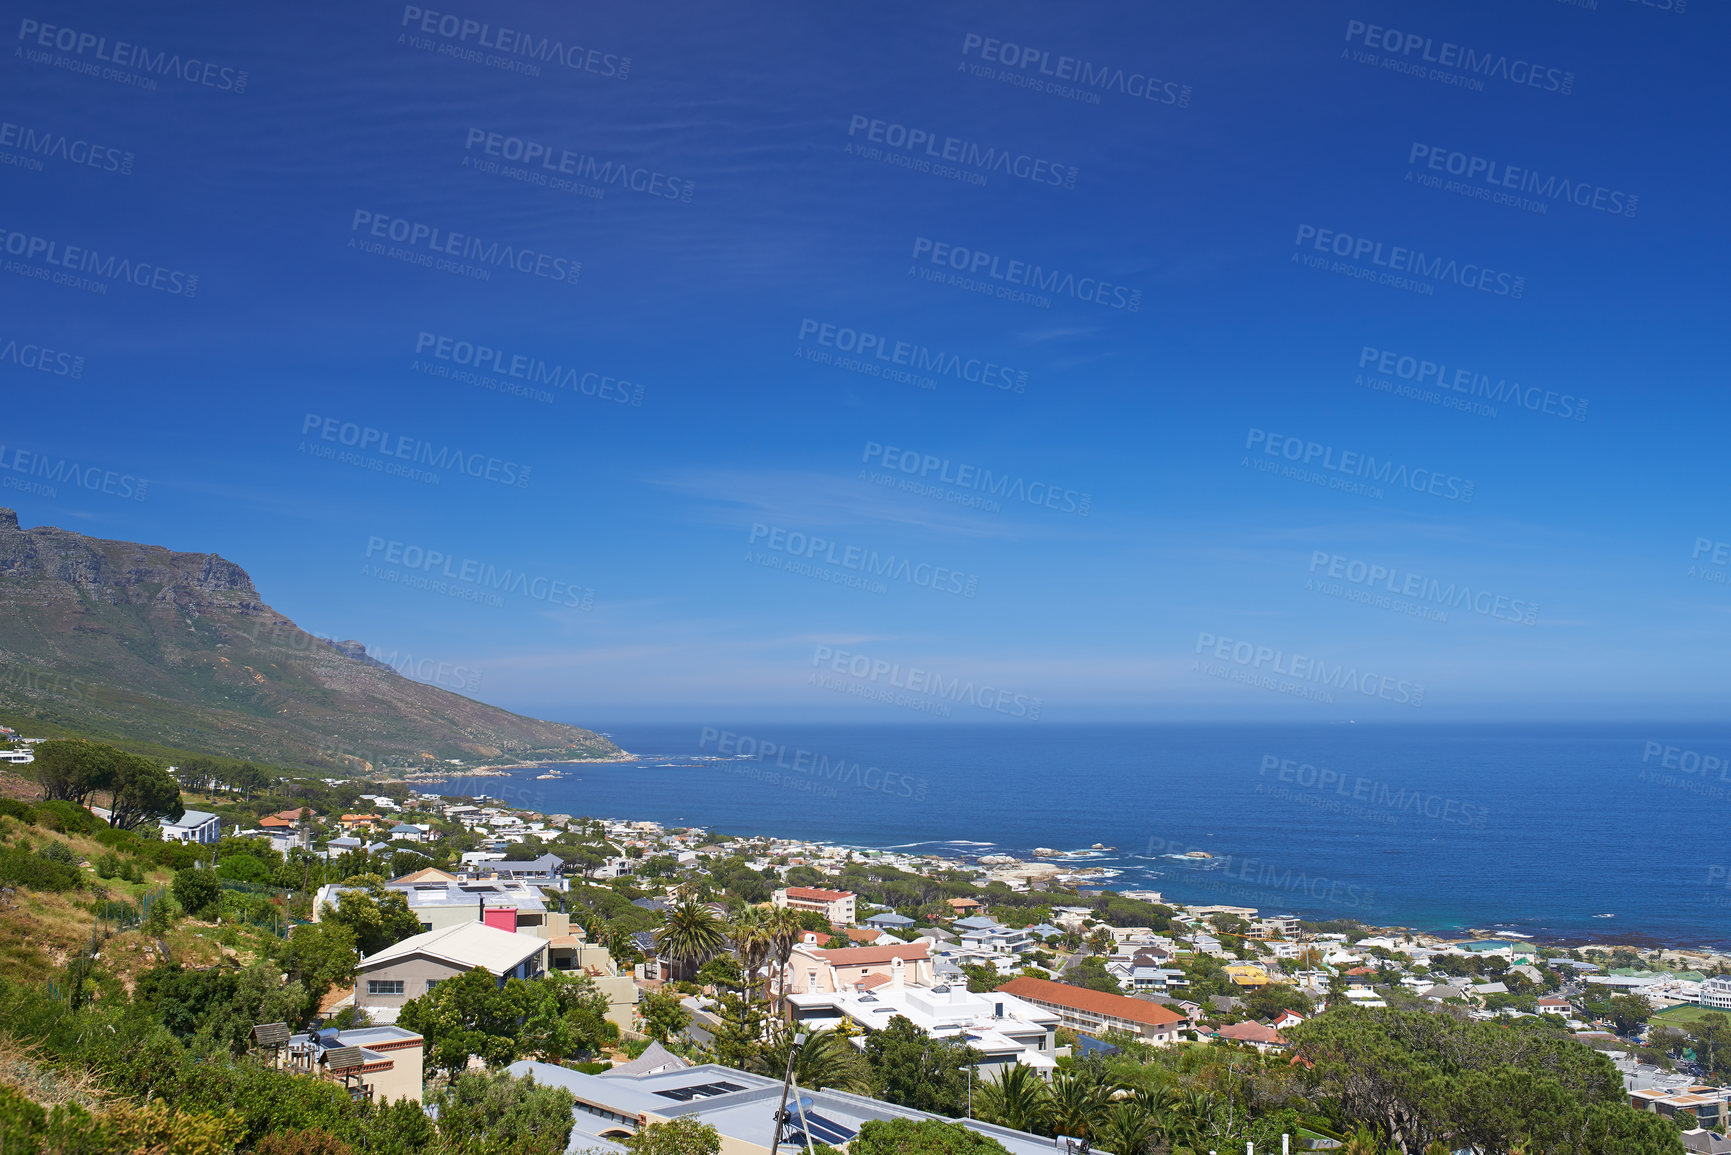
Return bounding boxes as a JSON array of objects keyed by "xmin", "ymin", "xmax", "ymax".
[
  {"xmin": 773, "ymin": 886, "xmax": 856, "ymax": 925},
  {"xmin": 994, "ymin": 976, "xmax": 1190, "ymax": 1045}
]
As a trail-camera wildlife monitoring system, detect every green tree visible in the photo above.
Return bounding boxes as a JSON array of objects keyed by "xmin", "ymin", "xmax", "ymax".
[
  {"xmin": 1098, "ymin": 1101, "xmax": 1159, "ymax": 1155},
  {"xmin": 654, "ymin": 894, "xmax": 727, "ymax": 981},
  {"xmin": 30, "ymin": 739, "xmax": 115, "ymax": 805},
  {"xmin": 107, "ymin": 752, "xmax": 185, "ymax": 831},
  {"xmin": 754, "ymin": 1025, "xmax": 870, "ymax": 1094},
  {"xmin": 975, "ymin": 1062, "xmax": 1050, "ymax": 1133},
  {"xmin": 172, "ymin": 866, "xmax": 221, "ymax": 918},
  {"xmin": 623, "ymin": 1116, "xmax": 721, "ymax": 1155},
  {"xmin": 728, "ymin": 904, "xmax": 774, "ymax": 1006},
  {"xmin": 1048, "ymin": 1070, "xmax": 1114, "ymax": 1142},
  {"xmin": 397, "ymin": 967, "xmax": 529, "ymax": 1077},
  {"xmin": 282, "ymin": 920, "xmax": 359, "ymax": 1011},
  {"xmin": 638, "ymin": 987, "xmax": 692, "ymax": 1043},
  {"xmin": 766, "ymin": 905, "xmax": 805, "ymax": 1017},
  {"xmin": 850, "ymin": 1118, "xmax": 1010, "ymax": 1155},
  {"xmin": 320, "ymin": 875, "xmax": 423, "ymax": 954},
  {"xmin": 519, "ymin": 971, "xmax": 617, "ymax": 1062},
  {"xmin": 430, "ymin": 1069, "xmax": 576, "ymax": 1155},
  {"xmin": 864, "ymin": 1015, "xmax": 982, "ymax": 1116}
]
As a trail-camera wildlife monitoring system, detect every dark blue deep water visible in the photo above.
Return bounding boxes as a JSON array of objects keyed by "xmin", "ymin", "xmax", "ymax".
[{"xmin": 469, "ymin": 724, "xmax": 1731, "ymax": 949}]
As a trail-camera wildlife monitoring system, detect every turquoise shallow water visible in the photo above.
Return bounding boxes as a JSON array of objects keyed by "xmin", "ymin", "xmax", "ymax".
[{"xmin": 472, "ymin": 723, "xmax": 1731, "ymax": 949}]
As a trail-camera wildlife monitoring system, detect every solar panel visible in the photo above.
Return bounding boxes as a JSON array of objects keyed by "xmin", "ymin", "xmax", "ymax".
[
  {"xmin": 791, "ymin": 1113, "xmax": 858, "ymax": 1146},
  {"xmin": 251, "ymin": 1022, "xmax": 290, "ymax": 1046},
  {"xmin": 654, "ymin": 1081, "xmax": 748, "ymax": 1101},
  {"xmin": 324, "ymin": 1046, "xmax": 365, "ymax": 1071}
]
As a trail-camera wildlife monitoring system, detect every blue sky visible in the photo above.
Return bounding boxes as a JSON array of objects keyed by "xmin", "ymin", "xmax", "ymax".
[{"xmin": 3, "ymin": 0, "xmax": 1726, "ymax": 725}]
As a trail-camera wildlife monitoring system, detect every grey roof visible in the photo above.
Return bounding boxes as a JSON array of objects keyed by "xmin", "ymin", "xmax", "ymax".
[
  {"xmin": 632, "ymin": 897, "xmax": 668, "ymax": 912},
  {"xmin": 164, "ymin": 810, "xmax": 219, "ymax": 827},
  {"xmin": 866, "ymin": 912, "xmax": 915, "ymax": 927},
  {"xmin": 490, "ymin": 852, "xmax": 564, "ymax": 874},
  {"xmin": 1027, "ymin": 923, "xmax": 1063, "ymax": 936},
  {"xmin": 953, "ymin": 916, "xmax": 999, "ymax": 931},
  {"xmin": 607, "ymin": 1041, "xmax": 689, "ymax": 1077}
]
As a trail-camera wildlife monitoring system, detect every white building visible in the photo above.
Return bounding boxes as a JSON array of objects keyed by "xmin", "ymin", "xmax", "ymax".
[
  {"xmin": 1700, "ymin": 976, "xmax": 1731, "ymax": 1010},
  {"xmin": 161, "ymin": 809, "xmax": 222, "ymax": 844},
  {"xmin": 787, "ymin": 981, "xmax": 1060, "ymax": 1076}
]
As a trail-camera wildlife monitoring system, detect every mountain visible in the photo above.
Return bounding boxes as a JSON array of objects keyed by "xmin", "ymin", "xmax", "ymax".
[{"xmin": 0, "ymin": 508, "xmax": 621, "ymax": 770}]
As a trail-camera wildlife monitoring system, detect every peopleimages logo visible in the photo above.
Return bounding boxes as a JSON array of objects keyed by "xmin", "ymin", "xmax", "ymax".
[
  {"xmin": 1342, "ymin": 20, "xmax": 1573, "ymax": 95},
  {"xmin": 300, "ymin": 414, "xmax": 532, "ymax": 488},
  {"xmin": 0, "ymin": 444, "xmax": 147, "ymax": 501},
  {"xmin": 349, "ymin": 211, "xmax": 580, "ymax": 285},
  {"xmin": 1258, "ymin": 755, "xmax": 1491, "ymax": 828},
  {"xmin": 1307, "ymin": 552, "xmax": 1538, "ymax": 626},
  {"xmin": 861, "ymin": 441, "xmax": 1089, "ymax": 516},
  {"xmin": 462, "ymin": 128, "xmax": 693, "ymax": 202},
  {"xmin": 796, "ymin": 319, "xmax": 1026, "ymax": 393},
  {"xmin": 1294, "ymin": 225, "xmax": 1524, "ymax": 299},
  {"xmin": 1245, "ymin": 429, "xmax": 1474, "ymax": 503},
  {"xmin": 747, "ymin": 523, "xmax": 978, "ymax": 597},
  {"xmin": 16, "ymin": 18, "xmax": 249, "ymax": 93},
  {"xmin": 398, "ymin": 7, "xmax": 629, "ymax": 79},
  {"xmin": 1194, "ymin": 631, "xmax": 1425, "ymax": 707},
  {"xmin": 0, "ymin": 119, "xmax": 132, "ymax": 174},
  {"xmin": 910, "ymin": 237, "xmax": 1141, "ymax": 312},
  {"xmin": 959, "ymin": 34, "xmax": 1191, "ymax": 108},
  {"xmin": 0, "ymin": 226, "xmax": 197, "ymax": 296},
  {"xmin": 363, "ymin": 537, "xmax": 593, "ymax": 609},
  {"xmin": 0, "ymin": 334, "xmax": 83, "ymax": 378},
  {"xmin": 1357, "ymin": 346, "xmax": 1586, "ymax": 421},
  {"xmin": 414, "ymin": 332, "xmax": 644, "ymax": 406},
  {"xmin": 1407, "ymin": 144, "xmax": 1635, "ymax": 219},
  {"xmin": 811, "ymin": 645, "xmax": 1042, "ymax": 719},
  {"xmin": 845, "ymin": 115, "xmax": 1078, "ymax": 189}
]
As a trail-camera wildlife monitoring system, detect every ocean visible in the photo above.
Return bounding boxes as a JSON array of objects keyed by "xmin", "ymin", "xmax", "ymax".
[{"xmin": 465, "ymin": 724, "xmax": 1731, "ymax": 950}]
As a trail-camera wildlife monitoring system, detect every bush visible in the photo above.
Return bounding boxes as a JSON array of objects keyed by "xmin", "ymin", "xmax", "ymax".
[
  {"xmin": 0, "ymin": 1082, "xmax": 47, "ymax": 1150},
  {"xmin": 254, "ymin": 1127, "xmax": 357, "ymax": 1155},
  {"xmin": 0, "ymin": 798, "xmax": 35, "ymax": 824},
  {"xmin": 0, "ymin": 845, "xmax": 82, "ymax": 892},
  {"xmin": 36, "ymin": 840, "xmax": 77, "ymax": 866},
  {"xmin": 172, "ymin": 867, "xmax": 220, "ymax": 917},
  {"xmin": 33, "ymin": 800, "xmax": 102, "ymax": 836}
]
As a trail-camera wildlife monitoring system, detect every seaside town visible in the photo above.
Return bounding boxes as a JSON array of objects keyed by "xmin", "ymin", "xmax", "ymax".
[{"xmin": 0, "ymin": 727, "xmax": 1722, "ymax": 1154}]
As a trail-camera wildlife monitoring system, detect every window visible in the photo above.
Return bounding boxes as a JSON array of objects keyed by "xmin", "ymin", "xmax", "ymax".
[
  {"xmin": 426, "ymin": 979, "xmax": 440, "ymax": 991},
  {"xmin": 367, "ymin": 980, "xmax": 404, "ymax": 996}
]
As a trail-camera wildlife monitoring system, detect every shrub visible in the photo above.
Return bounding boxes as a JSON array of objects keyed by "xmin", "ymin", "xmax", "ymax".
[
  {"xmin": 33, "ymin": 800, "xmax": 103, "ymax": 836},
  {"xmin": 0, "ymin": 846, "xmax": 82, "ymax": 892},
  {"xmin": 0, "ymin": 798, "xmax": 35, "ymax": 824},
  {"xmin": 0, "ymin": 1082, "xmax": 47, "ymax": 1150},
  {"xmin": 254, "ymin": 1126, "xmax": 357, "ymax": 1155},
  {"xmin": 172, "ymin": 867, "xmax": 221, "ymax": 917},
  {"xmin": 36, "ymin": 841, "xmax": 77, "ymax": 866}
]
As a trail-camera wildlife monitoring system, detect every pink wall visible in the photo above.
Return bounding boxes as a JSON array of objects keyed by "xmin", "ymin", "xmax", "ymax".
[{"xmin": 483, "ymin": 907, "xmax": 517, "ymax": 932}]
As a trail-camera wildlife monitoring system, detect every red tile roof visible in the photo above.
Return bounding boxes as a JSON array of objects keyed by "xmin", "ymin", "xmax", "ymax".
[
  {"xmin": 786, "ymin": 887, "xmax": 853, "ymax": 902},
  {"xmin": 1215, "ymin": 1022, "xmax": 1287, "ymax": 1045},
  {"xmin": 854, "ymin": 973, "xmax": 891, "ymax": 990},
  {"xmin": 996, "ymin": 977, "xmax": 1188, "ymax": 1029},
  {"xmin": 844, "ymin": 927, "xmax": 882, "ymax": 944},
  {"xmin": 813, "ymin": 942, "xmax": 930, "ymax": 965}
]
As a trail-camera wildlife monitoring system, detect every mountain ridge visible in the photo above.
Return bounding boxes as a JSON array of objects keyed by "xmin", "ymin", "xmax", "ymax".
[{"xmin": 0, "ymin": 508, "xmax": 621, "ymax": 770}]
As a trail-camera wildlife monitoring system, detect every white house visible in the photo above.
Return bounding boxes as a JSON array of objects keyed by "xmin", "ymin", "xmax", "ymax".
[{"xmin": 160, "ymin": 810, "xmax": 222, "ymax": 844}]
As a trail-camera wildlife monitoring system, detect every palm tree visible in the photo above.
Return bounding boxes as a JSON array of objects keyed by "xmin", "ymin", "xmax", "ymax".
[
  {"xmin": 728, "ymin": 905, "xmax": 774, "ymax": 1007},
  {"xmin": 753, "ymin": 1025, "xmax": 870, "ymax": 1093},
  {"xmin": 975, "ymin": 1063, "xmax": 1051, "ymax": 1134},
  {"xmin": 1048, "ymin": 1071, "xmax": 1113, "ymax": 1142},
  {"xmin": 1098, "ymin": 1101, "xmax": 1158, "ymax": 1155},
  {"xmin": 766, "ymin": 905, "xmax": 805, "ymax": 1018},
  {"xmin": 653, "ymin": 894, "xmax": 727, "ymax": 981}
]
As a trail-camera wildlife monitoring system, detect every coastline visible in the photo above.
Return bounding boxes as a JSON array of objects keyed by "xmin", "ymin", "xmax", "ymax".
[{"xmin": 436, "ymin": 761, "xmax": 1731, "ymax": 966}]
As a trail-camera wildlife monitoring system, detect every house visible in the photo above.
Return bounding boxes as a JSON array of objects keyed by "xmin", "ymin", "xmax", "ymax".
[
  {"xmin": 773, "ymin": 887, "xmax": 856, "ymax": 926},
  {"xmin": 1271, "ymin": 1010, "xmax": 1307, "ymax": 1031},
  {"xmin": 1254, "ymin": 914, "xmax": 1303, "ymax": 939},
  {"xmin": 276, "ymin": 1025, "xmax": 425, "ymax": 1104},
  {"xmin": 484, "ymin": 852, "xmax": 567, "ymax": 888},
  {"xmin": 316, "ymin": 872, "xmax": 569, "ymax": 939},
  {"xmin": 1224, "ymin": 965, "xmax": 1271, "ymax": 988},
  {"xmin": 160, "ymin": 810, "xmax": 222, "ymax": 845},
  {"xmin": 784, "ymin": 942, "xmax": 935, "ymax": 995},
  {"xmin": 785, "ymin": 980, "xmax": 1061, "ymax": 1075},
  {"xmin": 1537, "ymin": 997, "xmax": 1574, "ymax": 1017},
  {"xmin": 842, "ymin": 927, "xmax": 895, "ymax": 946},
  {"xmin": 386, "ymin": 822, "xmax": 427, "ymax": 844},
  {"xmin": 1700, "ymin": 976, "xmax": 1731, "ymax": 1010},
  {"xmin": 946, "ymin": 897, "xmax": 984, "ymax": 917},
  {"xmin": 259, "ymin": 807, "xmax": 315, "ymax": 830},
  {"xmin": 323, "ymin": 836, "xmax": 363, "ymax": 858},
  {"xmin": 341, "ymin": 814, "xmax": 383, "ymax": 832},
  {"xmin": 508, "ymin": 1057, "xmax": 1075, "ymax": 1155},
  {"xmin": 1211, "ymin": 1021, "xmax": 1288, "ymax": 1052},
  {"xmin": 354, "ymin": 922, "xmax": 548, "ymax": 1017},
  {"xmin": 545, "ymin": 936, "xmax": 639, "ymax": 1030},
  {"xmin": 865, "ymin": 912, "xmax": 915, "ymax": 930},
  {"xmin": 995, "ymin": 977, "xmax": 1190, "ymax": 1045}
]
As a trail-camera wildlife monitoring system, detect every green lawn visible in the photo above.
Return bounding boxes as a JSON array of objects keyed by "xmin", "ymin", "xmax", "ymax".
[{"xmin": 1652, "ymin": 1004, "xmax": 1731, "ymax": 1028}]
